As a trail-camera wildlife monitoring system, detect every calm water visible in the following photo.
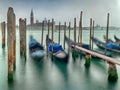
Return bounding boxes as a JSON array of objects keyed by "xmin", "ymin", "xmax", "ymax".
[{"xmin": 1, "ymin": 28, "xmax": 120, "ymax": 90}]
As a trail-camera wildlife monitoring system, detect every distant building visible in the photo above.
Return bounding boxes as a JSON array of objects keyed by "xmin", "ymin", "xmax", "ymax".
[
  {"xmin": 27, "ymin": 9, "xmax": 67, "ymax": 30},
  {"xmin": 30, "ymin": 9, "xmax": 34, "ymax": 25}
]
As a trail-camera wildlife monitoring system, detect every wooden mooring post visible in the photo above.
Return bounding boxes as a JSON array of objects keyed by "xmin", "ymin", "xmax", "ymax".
[
  {"xmin": 47, "ymin": 20, "xmax": 50, "ymax": 57},
  {"xmin": 1, "ymin": 22, "xmax": 6, "ymax": 48},
  {"xmin": 105, "ymin": 13, "xmax": 109, "ymax": 53},
  {"xmin": 68, "ymin": 22, "xmax": 71, "ymax": 56},
  {"xmin": 105, "ymin": 13, "xmax": 118, "ymax": 82},
  {"xmin": 51, "ymin": 19, "xmax": 54, "ymax": 60},
  {"xmin": 85, "ymin": 18, "xmax": 92, "ymax": 67},
  {"xmin": 74, "ymin": 18, "xmax": 76, "ymax": 49},
  {"xmin": 41, "ymin": 21, "xmax": 44, "ymax": 45},
  {"xmin": 79, "ymin": 11, "xmax": 83, "ymax": 46},
  {"xmin": 74, "ymin": 45, "xmax": 119, "ymax": 81},
  {"xmin": 91, "ymin": 20, "xmax": 94, "ymax": 50},
  {"xmin": 72, "ymin": 18, "xmax": 78, "ymax": 59},
  {"xmin": 51, "ymin": 19, "xmax": 54, "ymax": 41},
  {"xmin": 68, "ymin": 22, "xmax": 71, "ymax": 46},
  {"xmin": 108, "ymin": 61, "xmax": 118, "ymax": 82},
  {"xmin": 89, "ymin": 18, "xmax": 92, "ymax": 50},
  {"xmin": 79, "ymin": 11, "xmax": 83, "ymax": 47},
  {"xmin": 58, "ymin": 22, "xmax": 61, "ymax": 44},
  {"xmin": 64, "ymin": 22, "xmax": 66, "ymax": 49},
  {"xmin": 79, "ymin": 11, "xmax": 83, "ymax": 58},
  {"xmin": 48, "ymin": 20, "xmax": 50, "ymax": 38},
  {"xmin": 7, "ymin": 7, "xmax": 16, "ymax": 81},
  {"xmin": 19, "ymin": 18, "xmax": 26, "ymax": 60}
]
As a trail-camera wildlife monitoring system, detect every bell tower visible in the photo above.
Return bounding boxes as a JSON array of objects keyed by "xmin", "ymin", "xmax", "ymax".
[{"xmin": 30, "ymin": 9, "xmax": 34, "ymax": 25}]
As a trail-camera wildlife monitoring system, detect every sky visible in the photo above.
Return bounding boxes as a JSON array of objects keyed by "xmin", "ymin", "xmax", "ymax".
[{"xmin": 0, "ymin": 0, "xmax": 120, "ymax": 27}]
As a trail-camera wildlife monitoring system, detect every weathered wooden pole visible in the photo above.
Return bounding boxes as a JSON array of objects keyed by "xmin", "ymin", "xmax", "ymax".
[
  {"xmin": 85, "ymin": 18, "xmax": 92, "ymax": 67},
  {"xmin": 108, "ymin": 61, "xmax": 118, "ymax": 82},
  {"xmin": 13, "ymin": 13, "xmax": 16, "ymax": 69},
  {"xmin": 64, "ymin": 22, "xmax": 66, "ymax": 49},
  {"xmin": 51, "ymin": 19, "xmax": 54, "ymax": 60},
  {"xmin": 91, "ymin": 20, "xmax": 94, "ymax": 50},
  {"xmin": 51, "ymin": 19, "xmax": 54, "ymax": 42},
  {"xmin": 48, "ymin": 20, "xmax": 50, "ymax": 38},
  {"xmin": 78, "ymin": 21, "xmax": 80, "ymax": 43},
  {"xmin": 13, "ymin": 13, "xmax": 16, "ymax": 67},
  {"xmin": 106, "ymin": 13, "xmax": 109, "ymax": 43},
  {"xmin": 58, "ymin": 22, "xmax": 61, "ymax": 44},
  {"xmin": 7, "ymin": 7, "xmax": 16, "ymax": 81},
  {"xmin": 89, "ymin": 18, "xmax": 92, "ymax": 50},
  {"xmin": 47, "ymin": 20, "xmax": 50, "ymax": 57},
  {"xmin": 85, "ymin": 53, "xmax": 91, "ymax": 67},
  {"xmin": 79, "ymin": 11, "xmax": 83, "ymax": 47},
  {"xmin": 105, "ymin": 13, "xmax": 109, "ymax": 53},
  {"xmin": 74, "ymin": 18, "xmax": 76, "ymax": 50},
  {"xmin": 41, "ymin": 21, "xmax": 44, "ymax": 45},
  {"xmin": 105, "ymin": 13, "xmax": 118, "ymax": 82},
  {"xmin": 1, "ymin": 22, "xmax": 6, "ymax": 48},
  {"xmin": 19, "ymin": 18, "xmax": 26, "ymax": 60},
  {"xmin": 68, "ymin": 22, "xmax": 71, "ymax": 46},
  {"xmin": 72, "ymin": 18, "xmax": 77, "ymax": 60},
  {"xmin": 68, "ymin": 22, "xmax": 71, "ymax": 55}
]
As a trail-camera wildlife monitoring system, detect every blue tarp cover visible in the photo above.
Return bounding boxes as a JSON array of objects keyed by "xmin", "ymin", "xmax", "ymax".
[
  {"xmin": 106, "ymin": 42, "xmax": 120, "ymax": 49},
  {"xmin": 29, "ymin": 37, "xmax": 43, "ymax": 50},
  {"xmin": 48, "ymin": 43, "xmax": 63, "ymax": 53}
]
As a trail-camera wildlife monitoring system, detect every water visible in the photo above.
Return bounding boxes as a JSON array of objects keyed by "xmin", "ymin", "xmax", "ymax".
[{"xmin": 1, "ymin": 28, "xmax": 120, "ymax": 90}]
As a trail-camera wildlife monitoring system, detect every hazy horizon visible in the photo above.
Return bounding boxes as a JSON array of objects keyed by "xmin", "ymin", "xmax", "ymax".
[{"xmin": 0, "ymin": 0, "xmax": 120, "ymax": 27}]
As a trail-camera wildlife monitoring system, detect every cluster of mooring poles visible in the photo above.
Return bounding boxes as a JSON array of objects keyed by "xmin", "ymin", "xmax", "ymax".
[
  {"xmin": 73, "ymin": 12, "xmax": 118, "ymax": 81},
  {"xmin": 1, "ymin": 7, "xmax": 120, "ymax": 82}
]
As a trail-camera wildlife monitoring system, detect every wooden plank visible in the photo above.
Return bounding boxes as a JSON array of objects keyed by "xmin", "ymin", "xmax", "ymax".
[{"xmin": 74, "ymin": 45, "xmax": 120, "ymax": 65}]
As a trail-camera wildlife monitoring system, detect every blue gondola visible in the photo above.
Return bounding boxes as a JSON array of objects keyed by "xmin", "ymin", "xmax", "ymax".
[
  {"xmin": 91, "ymin": 36, "xmax": 120, "ymax": 53},
  {"xmin": 29, "ymin": 36, "xmax": 45, "ymax": 60},
  {"xmin": 114, "ymin": 35, "xmax": 120, "ymax": 41},
  {"xmin": 46, "ymin": 35, "xmax": 69, "ymax": 63},
  {"xmin": 65, "ymin": 36, "xmax": 112, "ymax": 58}
]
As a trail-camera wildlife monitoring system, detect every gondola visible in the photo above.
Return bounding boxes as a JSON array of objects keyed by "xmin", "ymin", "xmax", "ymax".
[
  {"xmin": 103, "ymin": 35, "xmax": 114, "ymax": 43},
  {"xmin": 65, "ymin": 35, "xmax": 90, "ymax": 56},
  {"xmin": 29, "ymin": 35, "xmax": 46, "ymax": 60},
  {"xmin": 65, "ymin": 36, "xmax": 112, "ymax": 59},
  {"xmin": 114, "ymin": 35, "xmax": 120, "ymax": 41},
  {"xmin": 91, "ymin": 36, "xmax": 120, "ymax": 53},
  {"xmin": 46, "ymin": 35, "xmax": 69, "ymax": 63}
]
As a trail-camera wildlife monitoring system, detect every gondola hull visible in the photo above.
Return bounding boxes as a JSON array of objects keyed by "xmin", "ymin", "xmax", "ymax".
[
  {"xmin": 48, "ymin": 51, "xmax": 68, "ymax": 63},
  {"xmin": 30, "ymin": 50, "xmax": 45, "ymax": 60}
]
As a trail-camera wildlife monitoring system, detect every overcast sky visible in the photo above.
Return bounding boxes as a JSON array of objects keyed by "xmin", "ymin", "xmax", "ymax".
[{"xmin": 0, "ymin": 0, "xmax": 120, "ymax": 27}]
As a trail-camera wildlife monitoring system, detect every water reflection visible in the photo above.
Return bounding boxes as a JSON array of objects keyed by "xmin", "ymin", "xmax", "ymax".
[
  {"xmin": 1, "ymin": 29, "xmax": 120, "ymax": 90},
  {"xmin": 52, "ymin": 60, "xmax": 69, "ymax": 82}
]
